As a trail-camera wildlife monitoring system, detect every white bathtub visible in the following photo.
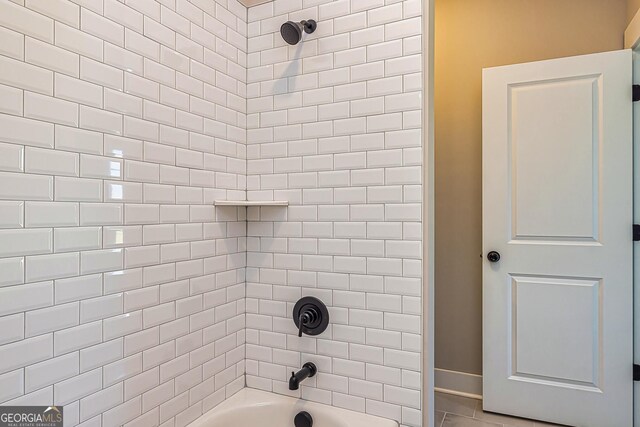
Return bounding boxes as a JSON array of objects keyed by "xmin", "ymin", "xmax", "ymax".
[{"xmin": 187, "ymin": 388, "xmax": 398, "ymax": 427}]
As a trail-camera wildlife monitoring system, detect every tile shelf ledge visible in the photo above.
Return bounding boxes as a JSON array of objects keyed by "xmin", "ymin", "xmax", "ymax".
[{"xmin": 213, "ymin": 200, "xmax": 289, "ymax": 206}]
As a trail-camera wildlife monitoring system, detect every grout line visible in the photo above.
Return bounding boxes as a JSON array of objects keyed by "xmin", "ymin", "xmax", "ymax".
[{"xmin": 438, "ymin": 412, "xmax": 447, "ymax": 427}]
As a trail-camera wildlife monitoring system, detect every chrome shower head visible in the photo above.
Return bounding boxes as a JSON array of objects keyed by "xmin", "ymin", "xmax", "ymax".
[{"xmin": 280, "ymin": 20, "xmax": 317, "ymax": 45}]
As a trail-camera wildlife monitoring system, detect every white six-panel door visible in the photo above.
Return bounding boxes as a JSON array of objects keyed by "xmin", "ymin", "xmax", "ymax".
[{"xmin": 482, "ymin": 50, "xmax": 633, "ymax": 427}]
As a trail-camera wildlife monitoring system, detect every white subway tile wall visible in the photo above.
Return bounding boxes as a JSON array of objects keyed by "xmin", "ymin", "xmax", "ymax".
[
  {"xmin": 0, "ymin": 0, "xmax": 422, "ymax": 425},
  {"xmin": 0, "ymin": 0, "xmax": 248, "ymax": 426},
  {"xmin": 245, "ymin": 0, "xmax": 422, "ymax": 426}
]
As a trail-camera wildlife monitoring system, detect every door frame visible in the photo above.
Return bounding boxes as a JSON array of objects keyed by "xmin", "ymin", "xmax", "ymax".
[
  {"xmin": 625, "ymin": 8, "xmax": 640, "ymax": 50},
  {"xmin": 422, "ymin": 0, "xmax": 435, "ymax": 426},
  {"xmin": 626, "ymin": 12, "xmax": 640, "ymax": 427},
  {"xmin": 633, "ymin": 50, "xmax": 640, "ymax": 427}
]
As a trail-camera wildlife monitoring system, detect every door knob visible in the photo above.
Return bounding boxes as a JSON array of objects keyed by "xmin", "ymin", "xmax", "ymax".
[{"xmin": 487, "ymin": 251, "xmax": 501, "ymax": 262}]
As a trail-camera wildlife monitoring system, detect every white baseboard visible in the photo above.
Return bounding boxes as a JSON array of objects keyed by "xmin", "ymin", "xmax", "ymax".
[{"xmin": 434, "ymin": 368, "xmax": 482, "ymax": 399}]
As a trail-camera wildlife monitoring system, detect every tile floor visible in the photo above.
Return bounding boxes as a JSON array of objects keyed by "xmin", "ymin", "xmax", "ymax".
[{"xmin": 435, "ymin": 392, "xmax": 567, "ymax": 427}]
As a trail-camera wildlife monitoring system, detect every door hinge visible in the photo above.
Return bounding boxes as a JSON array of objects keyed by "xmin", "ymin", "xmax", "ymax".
[
  {"xmin": 634, "ymin": 85, "xmax": 640, "ymax": 102},
  {"xmin": 634, "ymin": 224, "xmax": 640, "ymax": 241},
  {"xmin": 635, "ymin": 364, "xmax": 640, "ymax": 381}
]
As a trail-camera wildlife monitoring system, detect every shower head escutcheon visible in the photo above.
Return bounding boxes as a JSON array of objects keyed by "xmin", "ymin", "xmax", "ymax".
[{"xmin": 280, "ymin": 20, "xmax": 317, "ymax": 45}]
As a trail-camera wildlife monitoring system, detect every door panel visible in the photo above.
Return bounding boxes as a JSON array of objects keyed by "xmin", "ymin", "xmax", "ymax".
[
  {"xmin": 483, "ymin": 50, "xmax": 633, "ymax": 427},
  {"xmin": 510, "ymin": 77, "xmax": 599, "ymax": 241},
  {"xmin": 512, "ymin": 275, "xmax": 600, "ymax": 386}
]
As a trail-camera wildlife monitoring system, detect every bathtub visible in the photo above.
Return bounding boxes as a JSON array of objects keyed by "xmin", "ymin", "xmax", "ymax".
[{"xmin": 187, "ymin": 388, "xmax": 398, "ymax": 427}]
